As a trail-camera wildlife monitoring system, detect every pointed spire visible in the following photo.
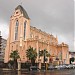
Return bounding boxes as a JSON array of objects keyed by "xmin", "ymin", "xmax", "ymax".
[{"xmin": 15, "ymin": 5, "xmax": 30, "ymax": 19}]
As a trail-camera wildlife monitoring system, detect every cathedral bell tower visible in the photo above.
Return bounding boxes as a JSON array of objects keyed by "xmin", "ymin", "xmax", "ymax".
[
  {"xmin": 10, "ymin": 5, "xmax": 30, "ymax": 42},
  {"xmin": 4, "ymin": 5, "xmax": 30, "ymax": 63}
]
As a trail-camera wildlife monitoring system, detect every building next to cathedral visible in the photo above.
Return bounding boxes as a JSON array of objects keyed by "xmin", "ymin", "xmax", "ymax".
[
  {"xmin": 4, "ymin": 5, "xmax": 69, "ymax": 64},
  {"xmin": 0, "ymin": 31, "xmax": 7, "ymax": 62}
]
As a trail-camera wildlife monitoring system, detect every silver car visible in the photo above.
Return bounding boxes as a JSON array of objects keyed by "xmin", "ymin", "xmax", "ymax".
[{"xmin": 55, "ymin": 65, "xmax": 66, "ymax": 69}]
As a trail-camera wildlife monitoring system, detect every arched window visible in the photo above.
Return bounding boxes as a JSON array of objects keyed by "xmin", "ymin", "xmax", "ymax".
[
  {"xmin": 15, "ymin": 20, "xmax": 19, "ymax": 40},
  {"xmin": 24, "ymin": 21, "xmax": 26, "ymax": 39}
]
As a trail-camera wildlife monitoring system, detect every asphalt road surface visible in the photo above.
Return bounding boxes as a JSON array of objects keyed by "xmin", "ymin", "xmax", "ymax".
[{"xmin": 0, "ymin": 69, "xmax": 75, "ymax": 75}]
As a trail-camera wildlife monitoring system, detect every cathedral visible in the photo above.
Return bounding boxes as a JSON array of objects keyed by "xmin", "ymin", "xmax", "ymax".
[{"xmin": 4, "ymin": 5, "xmax": 69, "ymax": 64}]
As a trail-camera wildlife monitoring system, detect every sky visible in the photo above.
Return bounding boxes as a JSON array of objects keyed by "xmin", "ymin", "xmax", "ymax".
[{"xmin": 0, "ymin": 0, "xmax": 74, "ymax": 52}]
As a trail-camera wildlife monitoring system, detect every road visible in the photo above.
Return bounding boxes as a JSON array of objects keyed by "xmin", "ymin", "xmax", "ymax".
[{"xmin": 0, "ymin": 69, "xmax": 75, "ymax": 75}]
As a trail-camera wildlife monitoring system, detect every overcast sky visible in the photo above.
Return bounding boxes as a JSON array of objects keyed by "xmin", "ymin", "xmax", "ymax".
[{"xmin": 0, "ymin": 0, "xmax": 74, "ymax": 52}]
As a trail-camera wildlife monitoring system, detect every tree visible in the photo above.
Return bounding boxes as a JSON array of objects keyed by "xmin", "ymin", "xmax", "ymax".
[
  {"xmin": 10, "ymin": 50, "xmax": 20, "ymax": 70},
  {"xmin": 26, "ymin": 46, "xmax": 37, "ymax": 65},
  {"xmin": 70, "ymin": 57, "xmax": 74, "ymax": 64},
  {"xmin": 39, "ymin": 49, "xmax": 50, "ymax": 62},
  {"xmin": 39, "ymin": 49, "xmax": 50, "ymax": 70}
]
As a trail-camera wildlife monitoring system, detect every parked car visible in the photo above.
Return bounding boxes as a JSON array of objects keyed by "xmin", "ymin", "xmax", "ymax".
[
  {"xmin": 72, "ymin": 64, "xmax": 75, "ymax": 69},
  {"xmin": 47, "ymin": 65, "xmax": 55, "ymax": 70},
  {"xmin": 30, "ymin": 66, "xmax": 39, "ymax": 71},
  {"xmin": 0, "ymin": 62, "xmax": 4, "ymax": 68},
  {"xmin": 65, "ymin": 64, "xmax": 73, "ymax": 69},
  {"xmin": 71, "ymin": 62, "xmax": 75, "ymax": 69},
  {"xmin": 41, "ymin": 66, "xmax": 45, "ymax": 70},
  {"xmin": 55, "ymin": 65, "xmax": 66, "ymax": 69}
]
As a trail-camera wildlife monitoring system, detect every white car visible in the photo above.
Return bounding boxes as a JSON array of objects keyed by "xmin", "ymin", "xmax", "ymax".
[
  {"xmin": 66, "ymin": 64, "xmax": 73, "ymax": 69},
  {"xmin": 55, "ymin": 65, "xmax": 66, "ymax": 69},
  {"xmin": 48, "ymin": 65, "xmax": 55, "ymax": 70}
]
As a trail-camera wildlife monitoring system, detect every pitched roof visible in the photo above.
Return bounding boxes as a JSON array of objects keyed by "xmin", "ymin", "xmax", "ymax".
[{"xmin": 15, "ymin": 5, "xmax": 30, "ymax": 19}]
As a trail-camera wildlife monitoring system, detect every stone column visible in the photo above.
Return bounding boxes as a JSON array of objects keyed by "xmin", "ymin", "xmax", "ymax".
[
  {"xmin": 18, "ymin": 61, "xmax": 21, "ymax": 70},
  {"xmin": 38, "ymin": 58, "xmax": 41, "ymax": 70},
  {"xmin": 18, "ymin": 71, "xmax": 21, "ymax": 75}
]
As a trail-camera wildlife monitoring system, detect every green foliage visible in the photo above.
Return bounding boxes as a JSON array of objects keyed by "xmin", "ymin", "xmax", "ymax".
[
  {"xmin": 39, "ymin": 50, "xmax": 43, "ymax": 56},
  {"xmin": 8, "ymin": 60, "xmax": 14, "ymax": 65},
  {"xmin": 10, "ymin": 50, "xmax": 20, "ymax": 61},
  {"xmin": 9, "ymin": 50, "xmax": 20, "ymax": 70},
  {"xmin": 39, "ymin": 49, "xmax": 50, "ymax": 63},
  {"xmin": 39, "ymin": 49, "xmax": 50, "ymax": 57},
  {"xmin": 26, "ymin": 46, "xmax": 37, "ymax": 61},
  {"xmin": 70, "ymin": 57, "xmax": 74, "ymax": 64}
]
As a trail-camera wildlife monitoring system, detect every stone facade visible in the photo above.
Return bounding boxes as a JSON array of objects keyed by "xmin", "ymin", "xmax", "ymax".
[{"xmin": 4, "ymin": 5, "xmax": 69, "ymax": 64}]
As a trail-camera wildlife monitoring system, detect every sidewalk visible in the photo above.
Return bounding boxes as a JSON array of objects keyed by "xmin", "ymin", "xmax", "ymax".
[{"xmin": 1, "ymin": 68, "xmax": 29, "ymax": 71}]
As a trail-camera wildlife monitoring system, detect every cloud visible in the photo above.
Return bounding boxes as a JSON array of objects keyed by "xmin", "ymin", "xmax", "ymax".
[
  {"xmin": 0, "ymin": 23, "xmax": 9, "ymax": 38},
  {"xmin": 0, "ymin": 0, "xmax": 74, "ymax": 51}
]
